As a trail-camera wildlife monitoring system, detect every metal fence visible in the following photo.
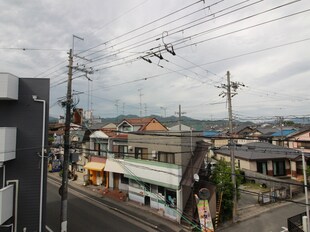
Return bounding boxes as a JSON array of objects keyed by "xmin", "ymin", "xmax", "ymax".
[
  {"xmin": 258, "ymin": 188, "xmax": 288, "ymax": 205},
  {"xmin": 287, "ymin": 212, "xmax": 306, "ymax": 232}
]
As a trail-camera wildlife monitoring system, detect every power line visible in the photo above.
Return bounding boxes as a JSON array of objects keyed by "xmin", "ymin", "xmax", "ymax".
[
  {"xmin": 77, "ymin": 0, "xmax": 205, "ymax": 56},
  {"xmin": 89, "ymin": 4, "xmax": 307, "ymax": 73}
]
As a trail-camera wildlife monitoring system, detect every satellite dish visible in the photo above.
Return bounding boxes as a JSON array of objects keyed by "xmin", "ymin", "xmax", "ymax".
[{"xmin": 194, "ymin": 173, "xmax": 199, "ymax": 182}]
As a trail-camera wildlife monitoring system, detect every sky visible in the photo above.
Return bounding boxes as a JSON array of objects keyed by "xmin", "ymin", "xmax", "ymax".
[{"xmin": 1, "ymin": 0, "xmax": 310, "ymax": 122}]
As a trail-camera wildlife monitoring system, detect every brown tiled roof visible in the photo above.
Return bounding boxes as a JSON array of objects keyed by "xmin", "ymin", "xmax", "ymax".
[
  {"xmin": 101, "ymin": 129, "xmax": 116, "ymax": 137},
  {"xmin": 122, "ymin": 118, "xmax": 167, "ymax": 131},
  {"xmin": 112, "ymin": 134, "xmax": 128, "ymax": 139},
  {"xmin": 125, "ymin": 118, "xmax": 154, "ymax": 126}
]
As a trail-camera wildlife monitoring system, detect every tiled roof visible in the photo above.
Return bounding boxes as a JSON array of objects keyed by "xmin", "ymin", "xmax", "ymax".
[
  {"xmin": 125, "ymin": 118, "xmax": 154, "ymax": 126},
  {"xmin": 120, "ymin": 117, "xmax": 167, "ymax": 131},
  {"xmin": 203, "ymin": 130, "xmax": 221, "ymax": 137},
  {"xmin": 112, "ymin": 134, "xmax": 128, "ymax": 139},
  {"xmin": 271, "ymin": 129, "xmax": 296, "ymax": 137},
  {"xmin": 216, "ymin": 142, "xmax": 300, "ymax": 161}
]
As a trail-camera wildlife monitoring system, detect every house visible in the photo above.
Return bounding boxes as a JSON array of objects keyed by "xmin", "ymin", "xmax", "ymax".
[
  {"xmin": 112, "ymin": 131, "xmax": 207, "ymax": 223},
  {"xmin": 117, "ymin": 117, "xmax": 168, "ymax": 132},
  {"xmin": 287, "ymin": 128, "xmax": 310, "ymax": 153},
  {"xmin": 0, "ymin": 73, "xmax": 49, "ymax": 231},
  {"xmin": 83, "ymin": 129, "xmax": 112, "ymax": 186},
  {"xmin": 233, "ymin": 126, "xmax": 279, "ymax": 144},
  {"xmin": 212, "ymin": 142, "xmax": 304, "ymax": 179},
  {"xmin": 203, "ymin": 130, "xmax": 227, "ymax": 150},
  {"xmin": 102, "ymin": 118, "xmax": 168, "ymax": 192},
  {"xmin": 82, "ymin": 118, "xmax": 214, "ymax": 223},
  {"xmin": 271, "ymin": 128, "xmax": 297, "ymax": 147}
]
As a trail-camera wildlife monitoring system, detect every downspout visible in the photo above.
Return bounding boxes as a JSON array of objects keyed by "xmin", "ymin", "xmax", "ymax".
[{"xmin": 32, "ymin": 96, "xmax": 46, "ymax": 232}]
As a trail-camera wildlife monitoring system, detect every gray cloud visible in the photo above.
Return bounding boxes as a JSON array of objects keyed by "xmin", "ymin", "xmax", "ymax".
[{"xmin": 1, "ymin": 0, "xmax": 310, "ymax": 120}]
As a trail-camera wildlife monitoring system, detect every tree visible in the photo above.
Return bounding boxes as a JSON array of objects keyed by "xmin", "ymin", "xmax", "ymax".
[{"xmin": 210, "ymin": 159, "xmax": 242, "ymax": 222}]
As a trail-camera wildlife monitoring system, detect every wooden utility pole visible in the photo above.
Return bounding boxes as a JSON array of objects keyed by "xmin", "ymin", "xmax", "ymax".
[{"xmin": 60, "ymin": 49, "xmax": 73, "ymax": 232}]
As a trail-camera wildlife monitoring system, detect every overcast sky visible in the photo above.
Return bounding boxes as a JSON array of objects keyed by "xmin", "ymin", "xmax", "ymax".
[{"xmin": 1, "ymin": 0, "xmax": 310, "ymax": 122}]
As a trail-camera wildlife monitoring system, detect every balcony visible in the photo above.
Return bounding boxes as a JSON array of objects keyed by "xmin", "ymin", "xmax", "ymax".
[
  {"xmin": 0, "ymin": 185, "xmax": 14, "ymax": 224},
  {"xmin": 0, "ymin": 127, "xmax": 17, "ymax": 162},
  {"xmin": 0, "ymin": 73, "xmax": 19, "ymax": 100}
]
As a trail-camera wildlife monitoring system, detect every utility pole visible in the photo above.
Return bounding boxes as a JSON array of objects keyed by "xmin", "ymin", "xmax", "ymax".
[
  {"xmin": 138, "ymin": 88, "xmax": 143, "ymax": 117},
  {"xmin": 218, "ymin": 71, "xmax": 244, "ymax": 223},
  {"xmin": 276, "ymin": 116, "xmax": 284, "ymax": 146},
  {"xmin": 175, "ymin": 104, "xmax": 186, "ymax": 131},
  {"xmin": 144, "ymin": 103, "xmax": 147, "ymax": 116},
  {"xmin": 160, "ymin": 106, "xmax": 167, "ymax": 118},
  {"xmin": 60, "ymin": 49, "xmax": 73, "ymax": 232},
  {"xmin": 115, "ymin": 99, "xmax": 120, "ymax": 117},
  {"xmin": 60, "ymin": 35, "xmax": 90, "ymax": 232},
  {"xmin": 226, "ymin": 71, "xmax": 237, "ymax": 223}
]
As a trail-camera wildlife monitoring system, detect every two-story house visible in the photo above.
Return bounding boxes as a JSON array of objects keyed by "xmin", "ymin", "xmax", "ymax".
[{"xmin": 104, "ymin": 118, "xmax": 169, "ymax": 190}]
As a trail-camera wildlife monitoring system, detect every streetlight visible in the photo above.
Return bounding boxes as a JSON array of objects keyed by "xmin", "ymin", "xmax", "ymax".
[{"xmin": 32, "ymin": 95, "xmax": 46, "ymax": 232}]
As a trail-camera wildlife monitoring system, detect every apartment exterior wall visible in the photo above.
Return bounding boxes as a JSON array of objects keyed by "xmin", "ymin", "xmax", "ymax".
[{"xmin": 0, "ymin": 77, "xmax": 49, "ymax": 231}]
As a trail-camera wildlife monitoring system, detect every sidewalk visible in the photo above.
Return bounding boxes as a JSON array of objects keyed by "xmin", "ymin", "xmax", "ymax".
[{"xmin": 48, "ymin": 172, "xmax": 189, "ymax": 232}]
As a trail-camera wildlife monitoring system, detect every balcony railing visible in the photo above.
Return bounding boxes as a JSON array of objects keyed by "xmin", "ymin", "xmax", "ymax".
[
  {"xmin": 287, "ymin": 211, "xmax": 307, "ymax": 232},
  {"xmin": 0, "ymin": 185, "xmax": 14, "ymax": 224}
]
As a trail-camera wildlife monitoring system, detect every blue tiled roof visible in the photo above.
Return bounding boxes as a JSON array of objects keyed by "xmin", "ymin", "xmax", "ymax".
[
  {"xmin": 271, "ymin": 129, "xmax": 296, "ymax": 137},
  {"xmin": 203, "ymin": 131, "xmax": 221, "ymax": 137}
]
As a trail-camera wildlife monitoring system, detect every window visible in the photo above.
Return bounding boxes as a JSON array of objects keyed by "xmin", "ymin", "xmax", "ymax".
[
  {"xmin": 135, "ymin": 147, "xmax": 148, "ymax": 159},
  {"xmin": 297, "ymin": 142, "xmax": 310, "ymax": 149},
  {"xmin": 166, "ymin": 189, "xmax": 176, "ymax": 208},
  {"xmin": 273, "ymin": 160, "xmax": 286, "ymax": 176},
  {"xmin": 158, "ymin": 186, "xmax": 165, "ymax": 196},
  {"xmin": 257, "ymin": 161, "xmax": 267, "ymax": 175},
  {"xmin": 158, "ymin": 152, "xmax": 175, "ymax": 164},
  {"xmin": 135, "ymin": 147, "xmax": 142, "ymax": 159},
  {"xmin": 94, "ymin": 142, "xmax": 107, "ymax": 157},
  {"xmin": 145, "ymin": 183, "xmax": 150, "ymax": 192},
  {"xmin": 118, "ymin": 145, "xmax": 128, "ymax": 158},
  {"xmin": 129, "ymin": 179, "xmax": 141, "ymax": 189},
  {"xmin": 120, "ymin": 174, "xmax": 129, "ymax": 184}
]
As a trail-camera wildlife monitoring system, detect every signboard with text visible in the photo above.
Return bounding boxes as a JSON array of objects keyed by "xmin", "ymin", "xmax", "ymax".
[{"xmin": 197, "ymin": 200, "xmax": 214, "ymax": 232}]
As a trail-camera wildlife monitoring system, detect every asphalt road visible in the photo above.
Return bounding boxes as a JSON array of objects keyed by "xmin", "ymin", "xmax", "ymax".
[
  {"xmin": 46, "ymin": 179, "xmax": 157, "ymax": 232},
  {"xmin": 219, "ymin": 199, "xmax": 307, "ymax": 232}
]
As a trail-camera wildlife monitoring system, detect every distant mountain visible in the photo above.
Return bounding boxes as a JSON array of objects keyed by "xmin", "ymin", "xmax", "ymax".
[
  {"xmin": 49, "ymin": 116, "xmax": 58, "ymax": 123},
  {"xmin": 290, "ymin": 117, "xmax": 310, "ymax": 124},
  {"xmin": 99, "ymin": 114, "xmax": 252, "ymax": 131}
]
